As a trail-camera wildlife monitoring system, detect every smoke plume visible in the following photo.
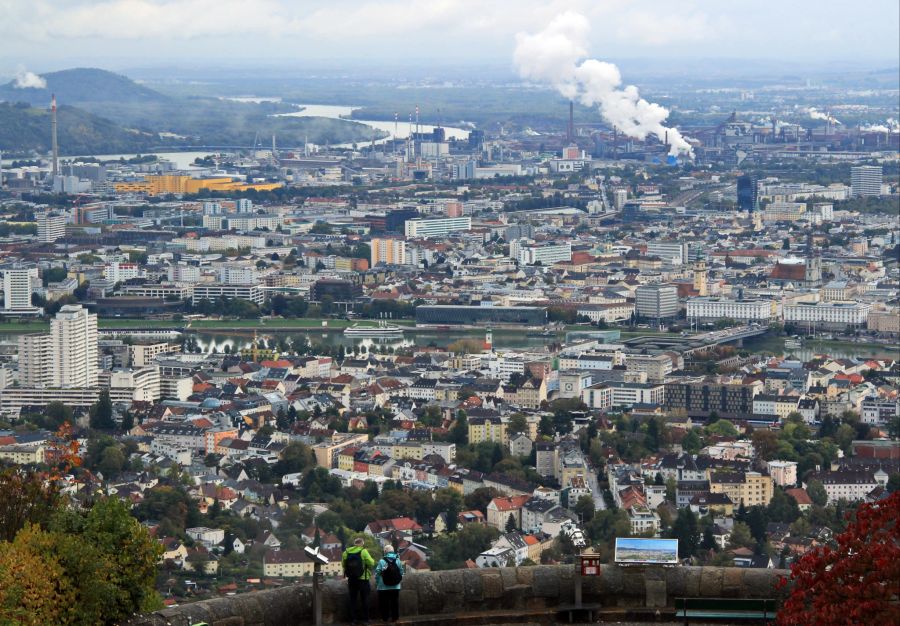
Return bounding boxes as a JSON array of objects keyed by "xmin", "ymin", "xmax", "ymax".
[
  {"xmin": 807, "ymin": 107, "xmax": 841, "ymax": 125},
  {"xmin": 13, "ymin": 67, "xmax": 47, "ymax": 89},
  {"xmin": 859, "ymin": 119, "xmax": 899, "ymax": 133},
  {"xmin": 514, "ymin": 12, "xmax": 692, "ymax": 157}
]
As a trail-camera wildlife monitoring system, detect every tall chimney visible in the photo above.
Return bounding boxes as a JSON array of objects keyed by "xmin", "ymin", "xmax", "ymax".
[
  {"xmin": 568, "ymin": 100, "xmax": 575, "ymax": 143},
  {"xmin": 51, "ymin": 94, "xmax": 59, "ymax": 177}
]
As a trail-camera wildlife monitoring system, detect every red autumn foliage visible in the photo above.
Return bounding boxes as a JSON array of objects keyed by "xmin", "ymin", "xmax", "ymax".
[{"xmin": 777, "ymin": 490, "xmax": 900, "ymax": 625}]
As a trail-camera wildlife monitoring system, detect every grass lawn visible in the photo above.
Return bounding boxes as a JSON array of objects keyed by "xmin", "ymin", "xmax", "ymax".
[{"xmin": 0, "ymin": 321, "xmax": 50, "ymax": 333}]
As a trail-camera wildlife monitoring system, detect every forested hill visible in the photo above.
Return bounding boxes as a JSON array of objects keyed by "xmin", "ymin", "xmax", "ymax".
[
  {"xmin": 0, "ymin": 102, "xmax": 163, "ymax": 155},
  {"xmin": 0, "ymin": 68, "xmax": 169, "ymax": 107}
]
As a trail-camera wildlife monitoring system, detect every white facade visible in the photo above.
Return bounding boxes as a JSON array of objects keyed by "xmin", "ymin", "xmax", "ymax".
[
  {"xmin": 510, "ymin": 240, "xmax": 572, "ymax": 266},
  {"xmin": 646, "ymin": 241, "xmax": 689, "ymax": 265},
  {"xmin": 767, "ymin": 461, "xmax": 798, "ymax": 487},
  {"xmin": 192, "ymin": 283, "xmax": 264, "ymax": 305},
  {"xmin": 850, "ymin": 165, "xmax": 882, "ymax": 197},
  {"xmin": 783, "ymin": 301, "xmax": 870, "ymax": 327},
  {"xmin": 36, "ymin": 212, "xmax": 66, "ymax": 243},
  {"xmin": 635, "ymin": 284, "xmax": 678, "ymax": 320},
  {"xmin": 687, "ymin": 297, "xmax": 778, "ymax": 322},
  {"xmin": 217, "ymin": 265, "xmax": 257, "ymax": 285},
  {"xmin": 2, "ymin": 267, "xmax": 41, "ymax": 313},
  {"xmin": 49, "ymin": 305, "xmax": 99, "ymax": 387},
  {"xmin": 168, "ymin": 264, "xmax": 201, "ymax": 284},
  {"xmin": 404, "ymin": 217, "xmax": 471, "ymax": 239},
  {"xmin": 17, "ymin": 334, "xmax": 52, "ymax": 386},
  {"xmin": 104, "ymin": 262, "xmax": 140, "ymax": 283}
]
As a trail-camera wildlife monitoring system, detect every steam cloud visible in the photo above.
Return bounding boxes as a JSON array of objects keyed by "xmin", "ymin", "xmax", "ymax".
[
  {"xmin": 514, "ymin": 12, "xmax": 692, "ymax": 157},
  {"xmin": 13, "ymin": 67, "xmax": 47, "ymax": 89},
  {"xmin": 860, "ymin": 118, "xmax": 899, "ymax": 133},
  {"xmin": 807, "ymin": 107, "xmax": 841, "ymax": 125}
]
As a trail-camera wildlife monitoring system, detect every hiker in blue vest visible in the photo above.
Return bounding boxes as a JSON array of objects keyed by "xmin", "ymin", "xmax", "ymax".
[
  {"xmin": 342, "ymin": 536, "xmax": 375, "ymax": 625},
  {"xmin": 374, "ymin": 543, "xmax": 404, "ymax": 623}
]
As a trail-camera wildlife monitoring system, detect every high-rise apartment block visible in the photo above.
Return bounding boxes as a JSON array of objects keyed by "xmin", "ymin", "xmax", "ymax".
[
  {"xmin": 36, "ymin": 212, "xmax": 66, "ymax": 243},
  {"xmin": 2, "ymin": 267, "xmax": 41, "ymax": 314},
  {"xmin": 371, "ymin": 238, "xmax": 407, "ymax": 266},
  {"xmin": 850, "ymin": 165, "xmax": 883, "ymax": 197}
]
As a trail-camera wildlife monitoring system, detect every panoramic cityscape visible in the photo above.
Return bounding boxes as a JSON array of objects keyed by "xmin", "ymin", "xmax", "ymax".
[{"xmin": 0, "ymin": 1, "xmax": 898, "ymax": 625}]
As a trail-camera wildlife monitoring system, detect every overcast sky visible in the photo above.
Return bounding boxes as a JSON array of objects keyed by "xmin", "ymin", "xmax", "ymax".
[{"xmin": 2, "ymin": 0, "xmax": 898, "ymax": 74}]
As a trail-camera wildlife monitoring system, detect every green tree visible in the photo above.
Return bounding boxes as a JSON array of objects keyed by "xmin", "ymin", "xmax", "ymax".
[
  {"xmin": 508, "ymin": 413, "xmax": 528, "ymax": 436},
  {"xmin": 449, "ymin": 411, "xmax": 468, "ymax": 445},
  {"xmin": 644, "ymin": 418, "xmax": 661, "ymax": 452},
  {"xmin": 97, "ymin": 446, "xmax": 125, "ymax": 480},
  {"xmin": 89, "ymin": 390, "xmax": 115, "ymax": 430},
  {"xmin": 767, "ymin": 487, "xmax": 801, "ymax": 523},
  {"xmin": 671, "ymin": 508, "xmax": 699, "ymax": 558},
  {"xmin": 272, "ymin": 442, "xmax": 313, "ymax": 477},
  {"xmin": 505, "ymin": 513, "xmax": 517, "ymax": 533},
  {"xmin": 574, "ymin": 495, "xmax": 596, "ymax": 525},
  {"xmin": 682, "ymin": 429, "xmax": 702, "ymax": 454},
  {"xmin": 728, "ymin": 521, "xmax": 755, "ymax": 549},
  {"xmin": 705, "ymin": 419, "xmax": 738, "ymax": 438},
  {"xmin": 806, "ymin": 480, "xmax": 828, "ymax": 507}
]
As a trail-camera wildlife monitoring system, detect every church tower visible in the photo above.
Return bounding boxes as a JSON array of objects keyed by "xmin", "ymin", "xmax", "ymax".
[{"xmin": 693, "ymin": 255, "xmax": 708, "ymax": 296}]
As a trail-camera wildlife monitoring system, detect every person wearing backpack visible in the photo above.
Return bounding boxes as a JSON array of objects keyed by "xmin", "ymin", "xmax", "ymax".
[
  {"xmin": 342, "ymin": 537, "xmax": 375, "ymax": 625},
  {"xmin": 373, "ymin": 544, "xmax": 405, "ymax": 623}
]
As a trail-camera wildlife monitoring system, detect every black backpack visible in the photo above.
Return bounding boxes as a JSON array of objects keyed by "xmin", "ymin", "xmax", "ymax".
[
  {"xmin": 381, "ymin": 556, "xmax": 402, "ymax": 586},
  {"xmin": 345, "ymin": 550, "xmax": 364, "ymax": 578}
]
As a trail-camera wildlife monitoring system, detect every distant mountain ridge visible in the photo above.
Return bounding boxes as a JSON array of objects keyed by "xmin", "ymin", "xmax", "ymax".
[{"xmin": 0, "ymin": 68, "xmax": 169, "ymax": 107}]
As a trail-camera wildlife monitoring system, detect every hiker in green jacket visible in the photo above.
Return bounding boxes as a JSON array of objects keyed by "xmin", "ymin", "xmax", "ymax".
[{"xmin": 342, "ymin": 537, "xmax": 375, "ymax": 625}]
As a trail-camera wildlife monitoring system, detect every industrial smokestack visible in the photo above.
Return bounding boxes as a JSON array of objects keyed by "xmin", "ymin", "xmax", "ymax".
[
  {"xmin": 568, "ymin": 100, "xmax": 575, "ymax": 143},
  {"xmin": 50, "ymin": 94, "xmax": 59, "ymax": 177}
]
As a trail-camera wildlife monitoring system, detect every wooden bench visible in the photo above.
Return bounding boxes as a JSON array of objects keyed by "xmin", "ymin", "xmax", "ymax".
[{"xmin": 675, "ymin": 597, "xmax": 777, "ymax": 624}]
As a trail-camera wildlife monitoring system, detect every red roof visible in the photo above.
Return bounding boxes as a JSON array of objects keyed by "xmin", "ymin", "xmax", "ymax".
[
  {"xmin": 489, "ymin": 495, "xmax": 530, "ymax": 512},
  {"xmin": 785, "ymin": 488, "xmax": 812, "ymax": 505}
]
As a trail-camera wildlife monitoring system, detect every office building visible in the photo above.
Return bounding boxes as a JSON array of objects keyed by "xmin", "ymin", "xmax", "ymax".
[
  {"xmin": 850, "ymin": 165, "xmax": 883, "ymax": 197},
  {"xmin": 634, "ymin": 284, "xmax": 678, "ymax": 322},
  {"xmin": 737, "ymin": 175, "xmax": 758, "ymax": 211},
  {"xmin": 404, "ymin": 216, "xmax": 471, "ymax": 239},
  {"xmin": 384, "ymin": 209, "xmax": 419, "ymax": 233},
  {"xmin": 783, "ymin": 301, "xmax": 870, "ymax": 329},
  {"xmin": 646, "ymin": 241, "xmax": 689, "ymax": 265},
  {"xmin": 686, "ymin": 297, "xmax": 777, "ymax": 322},
  {"xmin": 510, "ymin": 240, "xmax": 572, "ymax": 266},
  {"xmin": 2, "ymin": 267, "xmax": 41, "ymax": 314},
  {"xmin": 36, "ymin": 212, "xmax": 66, "ymax": 243},
  {"xmin": 614, "ymin": 189, "xmax": 628, "ymax": 210},
  {"xmin": 192, "ymin": 283, "xmax": 264, "ymax": 306},
  {"xmin": 370, "ymin": 238, "xmax": 407, "ymax": 266},
  {"xmin": 311, "ymin": 279, "xmax": 362, "ymax": 303}
]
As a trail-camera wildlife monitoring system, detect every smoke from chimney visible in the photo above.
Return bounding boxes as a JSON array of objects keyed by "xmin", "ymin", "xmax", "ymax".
[
  {"xmin": 514, "ymin": 12, "xmax": 692, "ymax": 157},
  {"xmin": 13, "ymin": 67, "xmax": 46, "ymax": 89}
]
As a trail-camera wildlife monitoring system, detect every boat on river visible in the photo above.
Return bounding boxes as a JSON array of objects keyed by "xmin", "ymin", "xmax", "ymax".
[{"xmin": 343, "ymin": 321, "xmax": 405, "ymax": 337}]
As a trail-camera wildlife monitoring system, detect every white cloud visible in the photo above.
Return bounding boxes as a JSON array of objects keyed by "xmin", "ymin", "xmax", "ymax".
[{"xmin": 13, "ymin": 66, "xmax": 47, "ymax": 88}]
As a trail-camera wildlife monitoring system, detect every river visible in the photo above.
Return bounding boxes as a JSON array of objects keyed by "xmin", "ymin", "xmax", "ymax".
[
  {"xmin": 274, "ymin": 103, "xmax": 470, "ymax": 148},
  {"xmin": 1, "ymin": 99, "xmax": 471, "ymax": 168},
  {"xmin": 192, "ymin": 328, "xmax": 554, "ymax": 355}
]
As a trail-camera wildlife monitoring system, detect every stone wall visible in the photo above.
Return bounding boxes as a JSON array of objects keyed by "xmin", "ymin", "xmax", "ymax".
[{"xmin": 129, "ymin": 564, "xmax": 789, "ymax": 626}]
